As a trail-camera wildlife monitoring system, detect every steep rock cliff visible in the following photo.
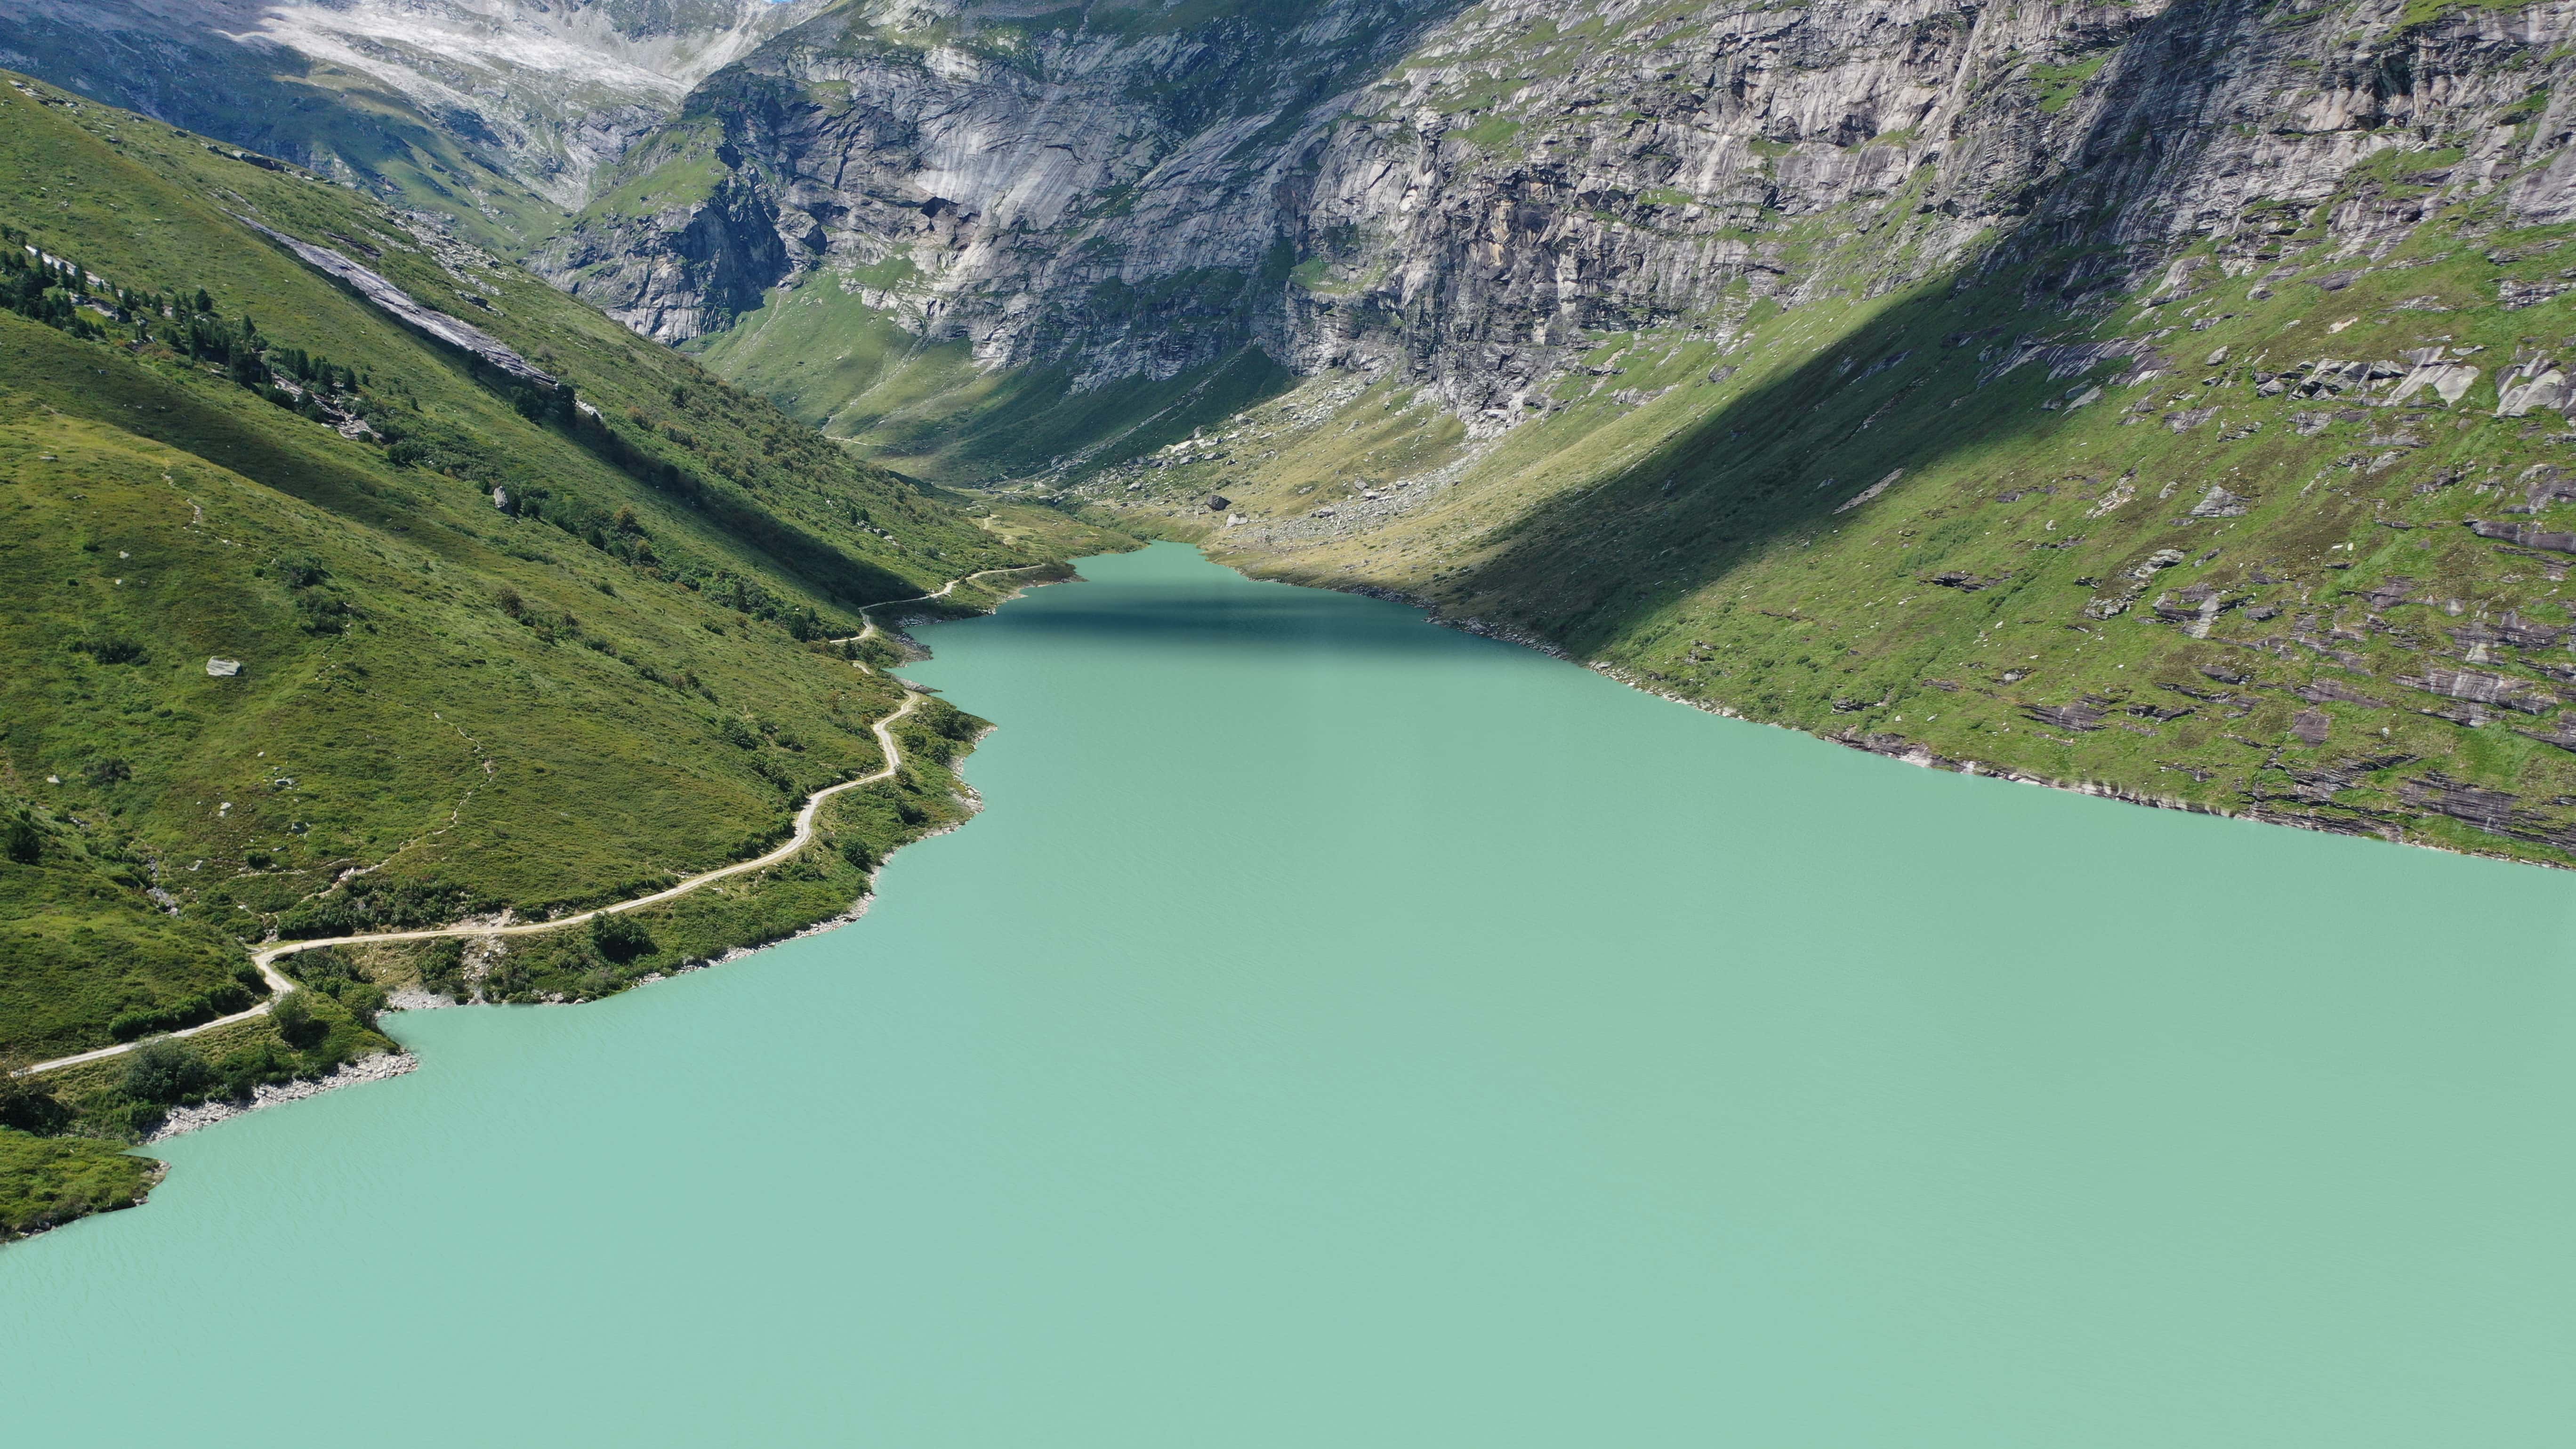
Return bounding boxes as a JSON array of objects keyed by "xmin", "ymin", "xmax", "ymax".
[
  {"xmin": 536, "ymin": 0, "xmax": 1458, "ymax": 363},
  {"xmin": 545, "ymin": 0, "xmax": 2576, "ymax": 438}
]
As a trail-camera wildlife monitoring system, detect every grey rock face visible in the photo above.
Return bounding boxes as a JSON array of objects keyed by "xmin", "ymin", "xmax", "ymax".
[
  {"xmin": 240, "ymin": 219, "xmax": 558, "ymax": 385},
  {"xmin": 1, "ymin": 0, "xmax": 822, "ymax": 223},
  {"xmin": 537, "ymin": 0, "xmax": 1456, "ymax": 356},
  {"xmin": 242, "ymin": 0, "xmax": 821, "ymax": 203},
  {"xmin": 2497, "ymin": 357, "xmax": 2571, "ymax": 417},
  {"xmin": 544, "ymin": 0, "xmax": 2576, "ymax": 430}
]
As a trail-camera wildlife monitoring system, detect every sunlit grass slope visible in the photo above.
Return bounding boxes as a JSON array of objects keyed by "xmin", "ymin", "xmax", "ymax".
[
  {"xmin": 689, "ymin": 273, "xmax": 1292, "ymax": 484},
  {"xmin": 1099, "ymin": 200, "xmax": 2576, "ymax": 868},
  {"xmin": 0, "ymin": 70, "xmax": 1083, "ymax": 1065}
]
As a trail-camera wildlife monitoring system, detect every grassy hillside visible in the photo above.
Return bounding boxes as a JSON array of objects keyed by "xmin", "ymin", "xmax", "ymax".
[
  {"xmin": 0, "ymin": 1127, "xmax": 156, "ymax": 1242},
  {"xmin": 0, "ymin": 70, "xmax": 1112, "ymax": 1103},
  {"xmin": 687, "ymin": 274, "xmax": 1294, "ymax": 484},
  {"xmin": 1089, "ymin": 187, "xmax": 2576, "ymax": 868}
]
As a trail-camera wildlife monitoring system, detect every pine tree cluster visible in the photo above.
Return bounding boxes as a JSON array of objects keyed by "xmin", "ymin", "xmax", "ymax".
[{"xmin": 2, "ymin": 221, "xmax": 370, "ymax": 428}]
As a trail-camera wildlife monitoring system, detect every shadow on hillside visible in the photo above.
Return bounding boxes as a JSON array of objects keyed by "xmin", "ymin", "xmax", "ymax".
[
  {"xmin": 1442, "ymin": 0, "xmax": 2262, "ymax": 653},
  {"xmin": 1450, "ymin": 281, "xmax": 2062, "ymax": 654}
]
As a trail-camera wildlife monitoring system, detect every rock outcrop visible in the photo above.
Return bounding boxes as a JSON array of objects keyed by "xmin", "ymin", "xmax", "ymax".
[
  {"xmin": 241, "ymin": 219, "xmax": 559, "ymax": 385},
  {"xmin": 536, "ymin": 0, "xmax": 1457, "ymax": 363},
  {"xmin": 0, "ymin": 0, "xmax": 823, "ymax": 243},
  {"xmin": 538, "ymin": 0, "xmax": 2576, "ymax": 432}
]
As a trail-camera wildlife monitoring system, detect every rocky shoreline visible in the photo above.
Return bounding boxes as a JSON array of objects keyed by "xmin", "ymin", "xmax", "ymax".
[
  {"xmin": 146, "ymin": 794, "xmax": 991, "ymax": 1143},
  {"xmin": 145, "ymin": 1053, "xmax": 420, "ymax": 1144},
  {"xmin": 1285, "ymin": 567, "xmax": 2538, "ymax": 869}
]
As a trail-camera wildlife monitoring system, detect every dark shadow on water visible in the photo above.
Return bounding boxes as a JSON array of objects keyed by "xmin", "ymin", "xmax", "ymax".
[{"xmin": 945, "ymin": 592, "xmax": 1475, "ymax": 654}]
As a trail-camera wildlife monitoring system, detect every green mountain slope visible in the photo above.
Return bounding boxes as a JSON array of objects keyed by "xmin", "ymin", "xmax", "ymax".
[
  {"xmin": 1097, "ymin": 192, "xmax": 2576, "ymax": 867},
  {"xmin": 685, "ymin": 276, "xmax": 1295, "ymax": 485},
  {"xmin": 0, "ymin": 70, "xmax": 1096, "ymax": 1086}
]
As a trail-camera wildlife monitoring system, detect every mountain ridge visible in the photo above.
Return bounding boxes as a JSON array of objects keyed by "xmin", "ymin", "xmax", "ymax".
[{"xmin": 0, "ymin": 0, "xmax": 831, "ymax": 252}]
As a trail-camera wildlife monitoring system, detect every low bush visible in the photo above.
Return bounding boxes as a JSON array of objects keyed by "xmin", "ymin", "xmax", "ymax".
[
  {"xmin": 0, "ymin": 1063, "xmax": 70, "ymax": 1135},
  {"xmin": 122, "ymin": 1038, "xmax": 216, "ymax": 1106},
  {"xmin": 69, "ymin": 636, "xmax": 147, "ymax": 665},
  {"xmin": 418, "ymin": 938, "xmax": 468, "ymax": 1002},
  {"xmin": 108, "ymin": 982, "xmax": 253, "ymax": 1040},
  {"xmin": 284, "ymin": 948, "xmax": 385, "ymax": 1029},
  {"xmin": 214, "ymin": 1039, "xmax": 301, "ymax": 1098},
  {"xmin": 277, "ymin": 876, "xmax": 484, "ymax": 937},
  {"xmin": 590, "ymin": 913, "xmax": 654, "ymax": 964},
  {"xmin": 269, "ymin": 990, "xmax": 321, "ymax": 1047}
]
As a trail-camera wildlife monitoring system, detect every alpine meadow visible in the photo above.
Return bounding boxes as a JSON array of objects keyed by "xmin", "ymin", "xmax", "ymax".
[{"xmin": 5, "ymin": 6, "xmax": 2576, "ymax": 1425}]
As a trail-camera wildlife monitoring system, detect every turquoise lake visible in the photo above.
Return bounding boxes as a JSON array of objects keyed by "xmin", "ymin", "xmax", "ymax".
[{"xmin": 5, "ymin": 541, "xmax": 2573, "ymax": 1443}]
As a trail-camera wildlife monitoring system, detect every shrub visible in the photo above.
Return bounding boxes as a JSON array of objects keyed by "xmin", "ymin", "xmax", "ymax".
[
  {"xmin": 85, "ymin": 757, "xmax": 131, "ymax": 787},
  {"xmin": 418, "ymin": 939, "xmax": 468, "ymax": 1002},
  {"xmin": 276, "ymin": 554, "xmax": 329, "ymax": 588},
  {"xmin": 270, "ymin": 991, "xmax": 321, "ymax": 1047},
  {"xmin": 108, "ymin": 983, "xmax": 252, "ymax": 1040},
  {"xmin": 0, "ymin": 1063, "xmax": 70, "ymax": 1134},
  {"xmin": 590, "ymin": 913, "xmax": 653, "ymax": 965},
  {"xmin": 286, "ymin": 948, "xmax": 383, "ymax": 1028},
  {"xmin": 277, "ymin": 876, "xmax": 482, "ymax": 936},
  {"xmin": 71, "ymin": 636, "xmax": 146, "ymax": 665},
  {"xmin": 3, "ymin": 818, "xmax": 39, "ymax": 866},
  {"xmin": 335, "ymin": 982, "xmax": 386, "ymax": 1031},
  {"xmin": 295, "ymin": 592, "xmax": 355, "ymax": 635},
  {"xmin": 122, "ymin": 1039, "xmax": 215, "ymax": 1105},
  {"xmin": 214, "ymin": 1040, "xmax": 298, "ymax": 1098},
  {"xmin": 284, "ymin": 946, "xmax": 360, "ymax": 986},
  {"xmin": 840, "ymin": 838, "xmax": 875, "ymax": 872},
  {"xmin": 482, "ymin": 951, "xmax": 531, "ymax": 1000}
]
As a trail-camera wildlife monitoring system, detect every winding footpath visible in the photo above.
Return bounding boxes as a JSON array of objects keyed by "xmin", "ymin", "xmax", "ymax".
[{"xmin": 15, "ymin": 566, "xmax": 1055, "ymax": 1079}]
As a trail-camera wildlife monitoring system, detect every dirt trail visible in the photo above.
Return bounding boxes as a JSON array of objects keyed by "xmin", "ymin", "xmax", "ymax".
[{"xmin": 16, "ymin": 565, "xmax": 1056, "ymax": 1079}]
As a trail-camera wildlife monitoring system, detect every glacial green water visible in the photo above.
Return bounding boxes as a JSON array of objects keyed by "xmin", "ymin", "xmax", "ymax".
[{"xmin": 6, "ymin": 541, "xmax": 2574, "ymax": 1444}]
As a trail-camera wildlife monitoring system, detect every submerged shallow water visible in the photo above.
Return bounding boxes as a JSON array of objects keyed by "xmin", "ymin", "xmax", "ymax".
[{"xmin": 6, "ymin": 542, "xmax": 2574, "ymax": 1445}]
